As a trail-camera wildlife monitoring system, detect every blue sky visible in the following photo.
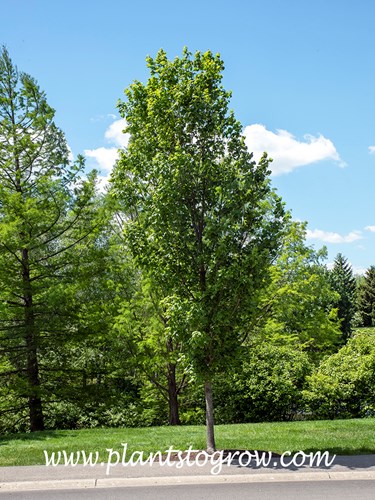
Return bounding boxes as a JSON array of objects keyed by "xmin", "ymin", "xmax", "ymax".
[{"xmin": 2, "ymin": 0, "xmax": 375, "ymax": 274}]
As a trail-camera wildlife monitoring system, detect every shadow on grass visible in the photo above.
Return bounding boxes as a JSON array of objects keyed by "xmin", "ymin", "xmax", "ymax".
[{"xmin": 0, "ymin": 429, "xmax": 80, "ymax": 446}]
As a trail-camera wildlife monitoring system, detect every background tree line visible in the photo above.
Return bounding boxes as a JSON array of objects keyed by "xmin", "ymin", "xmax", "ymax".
[{"xmin": 1, "ymin": 47, "xmax": 375, "ymax": 445}]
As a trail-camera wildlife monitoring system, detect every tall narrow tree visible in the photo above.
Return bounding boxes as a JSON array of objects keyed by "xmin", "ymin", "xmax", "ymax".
[
  {"xmin": 0, "ymin": 47, "xmax": 98, "ymax": 431},
  {"xmin": 328, "ymin": 253, "xmax": 357, "ymax": 344},
  {"xmin": 357, "ymin": 266, "xmax": 375, "ymax": 327},
  {"xmin": 111, "ymin": 48, "xmax": 288, "ymax": 451}
]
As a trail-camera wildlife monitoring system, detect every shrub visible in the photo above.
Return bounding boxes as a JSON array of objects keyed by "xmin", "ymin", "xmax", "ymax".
[
  {"xmin": 304, "ymin": 328, "xmax": 375, "ymax": 419},
  {"xmin": 214, "ymin": 343, "xmax": 311, "ymax": 423}
]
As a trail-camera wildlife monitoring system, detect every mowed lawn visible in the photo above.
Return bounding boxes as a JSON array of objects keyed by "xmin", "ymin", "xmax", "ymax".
[{"xmin": 0, "ymin": 418, "xmax": 374, "ymax": 466}]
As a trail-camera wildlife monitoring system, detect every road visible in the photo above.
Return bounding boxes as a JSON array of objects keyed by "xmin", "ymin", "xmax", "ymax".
[{"xmin": 0, "ymin": 481, "xmax": 374, "ymax": 499}]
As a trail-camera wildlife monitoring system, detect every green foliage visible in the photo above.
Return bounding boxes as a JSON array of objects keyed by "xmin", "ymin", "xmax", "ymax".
[
  {"xmin": 254, "ymin": 222, "xmax": 341, "ymax": 359},
  {"xmin": 113, "ymin": 277, "xmax": 189, "ymax": 425},
  {"xmin": 3, "ymin": 45, "xmax": 370, "ymax": 437},
  {"xmin": 111, "ymin": 48, "xmax": 291, "ymax": 450},
  {"xmin": 213, "ymin": 343, "xmax": 312, "ymax": 423},
  {"xmin": 357, "ymin": 266, "xmax": 375, "ymax": 327},
  {"xmin": 304, "ymin": 328, "xmax": 375, "ymax": 419},
  {"xmin": 0, "ymin": 47, "xmax": 101, "ymax": 431},
  {"xmin": 328, "ymin": 253, "xmax": 357, "ymax": 343},
  {"xmin": 111, "ymin": 47, "xmax": 289, "ymax": 380}
]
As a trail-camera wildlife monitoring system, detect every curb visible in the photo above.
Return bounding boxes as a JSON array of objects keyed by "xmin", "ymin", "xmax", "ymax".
[{"xmin": 1, "ymin": 471, "xmax": 375, "ymax": 491}]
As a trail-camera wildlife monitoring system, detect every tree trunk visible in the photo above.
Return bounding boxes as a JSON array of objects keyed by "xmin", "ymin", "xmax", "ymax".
[
  {"xmin": 22, "ymin": 248, "xmax": 45, "ymax": 432},
  {"xmin": 167, "ymin": 363, "xmax": 181, "ymax": 425},
  {"xmin": 204, "ymin": 379, "xmax": 216, "ymax": 453}
]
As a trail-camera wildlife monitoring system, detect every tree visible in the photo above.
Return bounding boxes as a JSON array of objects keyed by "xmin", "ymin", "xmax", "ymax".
[
  {"xmin": 254, "ymin": 222, "xmax": 341, "ymax": 359},
  {"xmin": 114, "ymin": 278, "xmax": 189, "ymax": 426},
  {"xmin": 357, "ymin": 266, "xmax": 375, "ymax": 327},
  {"xmin": 111, "ymin": 48, "xmax": 288, "ymax": 451},
  {"xmin": 327, "ymin": 253, "xmax": 357, "ymax": 343},
  {"xmin": 0, "ymin": 47, "xmax": 98, "ymax": 431}
]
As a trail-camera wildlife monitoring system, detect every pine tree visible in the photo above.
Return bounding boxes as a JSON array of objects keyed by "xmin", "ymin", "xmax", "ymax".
[
  {"xmin": 357, "ymin": 266, "xmax": 375, "ymax": 327},
  {"xmin": 328, "ymin": 253, "xmax": 357, "ymax": 343}
]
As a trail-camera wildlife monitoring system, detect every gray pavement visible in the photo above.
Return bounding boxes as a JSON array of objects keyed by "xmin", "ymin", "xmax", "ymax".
[
  {"xmin": 0, "ymin": 454, "xmax": 374, "ymax": 492},
  {"xmin": 2, "ymin": 481, "xmax": 375, "ymax": 500}
]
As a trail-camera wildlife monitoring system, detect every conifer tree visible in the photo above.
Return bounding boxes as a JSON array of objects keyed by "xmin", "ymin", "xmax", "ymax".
[
  {"xmin": 0, "ymin": 47, "xmax": 98, "ymax": 431},
  {"xmin": 357, "ymin": 266, "xmax": 375, "ymax": 327},
  {"xmin": 328, "ymin": 253, "xmax": 357, "ymax": 343}
]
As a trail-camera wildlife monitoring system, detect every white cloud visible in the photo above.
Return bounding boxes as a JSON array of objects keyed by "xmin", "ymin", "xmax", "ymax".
[
  {"xmin": 353, "ymin": 266, "xmax": 367, "ymax": 276},
  {"xmin": 306, "ymin": 229, "xmax": 363, "ymax": 244},
  {"xmin": 84, "ymin": 147, "xmax": 119, "ymax": 172},
  {"xmin": 368, "ymin": 146, "xmax": 375, "ymax": 154},
  {"xmin": 365, "ymin": 225, "xmax": 375, "ymax": 232},
  {"xmin": 84, "ymin": 118, "xmax": 129, "ymax": 185},
  {"xmin": 243, "ymin": 124, "xmax": 345, "ymax": 175},
  {"xmin": 67, "ymin": 145, "xmax": 74, "ymax": 162},
  {"xmin": 96, "ymin": 174, "xmax": 112, "ymax": 194},
  {"xmin": 90, "ymin": 113, "xmax": 119, "ymax": 122},
  {"xmin": 104, "ymin": 118, "xmax": 129, "ymax": 148},
  {"xmin": 85, "ymin": 119, "xmax": 344, "ymax": 184}
]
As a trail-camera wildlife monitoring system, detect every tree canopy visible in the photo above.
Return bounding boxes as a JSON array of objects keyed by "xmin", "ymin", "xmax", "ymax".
[
  {"xmin": 0, "ymin": 46, "xmax": 99, "ymax": 431},
  {"xmin": 328, "ymin": 253, "xmax": 357, "ymax": 343},
  {"xmin": 357, "ymin": 266, "xmax": 375, "ymax": 327},
  {"xmin": 111, "ymin": 48, "xmax": 289, "ymax": 451},
  {"xmin": 1, "ymin": 46, "xmax": 371, "ymax": 438}
]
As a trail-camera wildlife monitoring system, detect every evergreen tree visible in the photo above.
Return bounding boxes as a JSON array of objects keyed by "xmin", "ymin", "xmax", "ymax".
[
  {"xmin": 328, "ymin": 253, "xmax": 357, "ymax": 343},
  {"xmin": 357, "ymin": 266, "xmax": 375, "ymax": 327},
  {"xmin": 0, "ymin": 47, "xmax": 98, "ymax": 431}
]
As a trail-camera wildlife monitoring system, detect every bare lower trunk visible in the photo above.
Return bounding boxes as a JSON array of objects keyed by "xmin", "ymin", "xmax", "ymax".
[
  {"xmin": 27, "ymin": 386, "xmax": 45, "ymax": 432},
  {"xmin": 167, "ymin": 363, "xmax": 181, "ymax": 425},
  {"xmin": 26, "ymin": 334, "xmax": 44, "ymax": 432},
  {"xmin": 204, "ymin": 380, "xmax": 215, "ymax": 453},
  {"xmin": 23, "ymin": 248, "xmax": 44, "ymax": 432}
]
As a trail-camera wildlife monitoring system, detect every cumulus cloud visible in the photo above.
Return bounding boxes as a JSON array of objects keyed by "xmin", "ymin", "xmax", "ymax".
[
  {"xmin": 104, "ymin": 118, "xmax": 129, "ymax": 148},
  {"xmin": 84, "ymin": 147, "xmax": 119, "ymax": 172},
  {"xmin": 369, "ymin": 146, "xmax": 375, "ymax": 154},
  {"xmin": 365, "ymin": 225, "xmax": 375, "ymax": 232},
  {"xmin": 84, "ymin": 118, "xmax": 129, "ymax": 186},
  {"xmin": 85, "ymin": 119, "xmax": 344, "ymax": 185},
  {"xmin": 243, "ymin": 124, "xmax": 345, "ymax": 175},
  {"xmin": 306, "ymin": 229, "xmax": 363, "ymax": 244}
]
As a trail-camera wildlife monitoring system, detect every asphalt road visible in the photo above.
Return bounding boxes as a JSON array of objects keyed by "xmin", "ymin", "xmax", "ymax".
[{"xmin": 0, "ymin": 481, "xmax": 374, "ymax": 500}]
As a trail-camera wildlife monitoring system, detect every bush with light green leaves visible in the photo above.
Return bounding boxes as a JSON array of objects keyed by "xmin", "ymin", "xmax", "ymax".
[{"xmin": 304, "ymin": 328, "xmax": 375, "ymax": 419}]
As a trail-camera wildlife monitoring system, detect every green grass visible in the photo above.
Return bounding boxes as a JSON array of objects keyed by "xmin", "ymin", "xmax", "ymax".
[{"xmin": 0, "ymin": 418, "xmax": 374, "ymax": 466}]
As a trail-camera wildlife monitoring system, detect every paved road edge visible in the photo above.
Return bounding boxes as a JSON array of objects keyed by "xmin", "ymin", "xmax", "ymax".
[{"xmin": 1, "ymin": 470, "xmax": 375, "ymax": 491}]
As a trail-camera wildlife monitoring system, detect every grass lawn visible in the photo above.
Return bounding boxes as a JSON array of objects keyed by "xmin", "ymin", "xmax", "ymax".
[{"xmin": 0, "ymin": 418, "xmax": 374, "ymax": 466}]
